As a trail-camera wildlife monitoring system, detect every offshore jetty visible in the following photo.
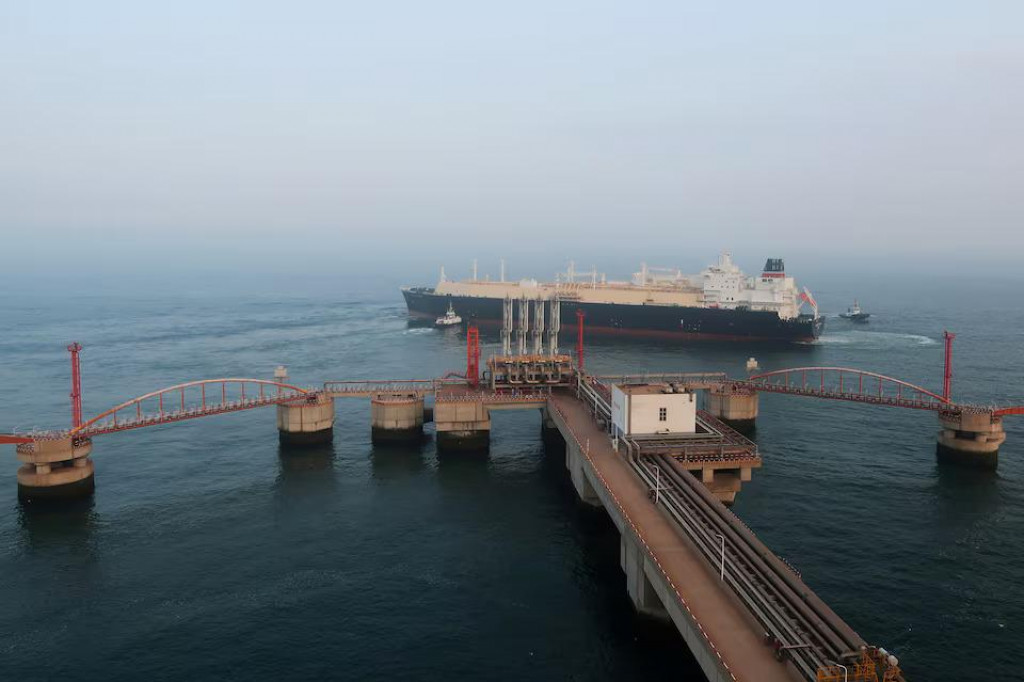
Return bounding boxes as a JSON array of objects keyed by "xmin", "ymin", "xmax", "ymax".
[{"xmin": 4, "ymin": 304, "xmax": 1022, "ymax": 681}]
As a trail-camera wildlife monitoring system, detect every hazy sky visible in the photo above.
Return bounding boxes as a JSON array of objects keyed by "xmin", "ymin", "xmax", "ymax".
[{"xmin": 2, "ymin": 1, "xmax": 1022, "ymax": 274}]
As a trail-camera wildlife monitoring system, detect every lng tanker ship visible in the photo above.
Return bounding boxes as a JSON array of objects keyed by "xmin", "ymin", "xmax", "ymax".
[{"xmin": 402, "ymin": 253, "xmax": 823, "ymax": 343}]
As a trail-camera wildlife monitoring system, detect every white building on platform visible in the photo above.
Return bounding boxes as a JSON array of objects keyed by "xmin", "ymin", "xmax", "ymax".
[{"xmin": 611, "ymin": 384, "xmax": 697, "ymax": 438}]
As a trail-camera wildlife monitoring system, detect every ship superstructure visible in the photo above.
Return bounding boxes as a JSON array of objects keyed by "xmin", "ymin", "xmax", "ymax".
[{"xmin": 402, "ymin": 254, "xmax": 823, "ymax": 343}]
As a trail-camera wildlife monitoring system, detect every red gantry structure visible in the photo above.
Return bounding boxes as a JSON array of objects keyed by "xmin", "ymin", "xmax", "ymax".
[
  {"xmin": 943, "ymin": 330, "xmax": 955, "ymax": 402},
  {"xmin": 68, "ymin": 342, "xmax": 83, "ymax": 429},
  {"xmin": 466, "ymin": 325, "xmax": 481, "ymax": 387}
]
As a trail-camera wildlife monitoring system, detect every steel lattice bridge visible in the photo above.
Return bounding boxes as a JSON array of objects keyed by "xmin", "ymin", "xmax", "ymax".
[
  {"xmin": 739, "ymin": 367, "xmax": 951, "ymax": 411},
  {"xmin": 2, "ymin": 341, "xmax": 1022, "ymax": 446},
  {"xmin": 0, "ymin": 379, "xmax": 447, "ymax": 444}
]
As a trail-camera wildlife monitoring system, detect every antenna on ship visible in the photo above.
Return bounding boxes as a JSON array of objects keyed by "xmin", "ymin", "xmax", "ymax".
[
  {"xmin": 440, "ymin": 265, "xmax": 446, "ymax": 283},
  {"xmin": 500, "ymin": 258, "xmax": 506, "ymax": 283}
]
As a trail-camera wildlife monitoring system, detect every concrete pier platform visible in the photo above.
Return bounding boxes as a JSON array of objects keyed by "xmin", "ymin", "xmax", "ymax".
[
  {"xmin": 937, "ymin": 410, "xmax": 1005, "ymax": 469},
  {"xmin": 278, "ymin": 396, "xmax": 335, "ymax": 447},
  {"xmin": 547, "ymin": 393, "xmax": 797, "ymax": 682},
  {"xmin": 681, "ymin": 460, "xmax": 755, "ymax": 506},
  {"xmin": 17, "ymin": 437, "xmax": 96, "ymax": 502},
  {"xmin": 371, "ymin": 393, "xmax": 425, "ymax": 444},
  {"xmin": 434, "ymin": 400, "xmax": 491, "ymax": 452},
  {"xmin": 708, "ymin": 387, "xmax": 758, "ymax": 434}
]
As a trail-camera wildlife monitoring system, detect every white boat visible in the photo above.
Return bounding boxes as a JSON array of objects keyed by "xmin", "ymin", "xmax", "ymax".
[{"xmin": 435, "ymin": 301, "xmax": 463, "ymax": 327}]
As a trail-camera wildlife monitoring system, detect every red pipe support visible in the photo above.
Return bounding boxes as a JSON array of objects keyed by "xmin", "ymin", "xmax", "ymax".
[
  {"xmin": 67, "ymin": 342, "xmax": 83, "ymax": 429},
  {"xmin": 943, "ymin": 331, "xmax": 955, "ymax": 403},
  {"xmin": 466, "ymin": 326, "xmax": 481, "ymax": 387}
]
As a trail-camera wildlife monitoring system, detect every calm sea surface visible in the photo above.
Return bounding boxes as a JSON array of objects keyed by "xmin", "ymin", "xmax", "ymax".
[{"xmin": 1, "ymin": 273, "xmax": 1022, "ymax": 680}]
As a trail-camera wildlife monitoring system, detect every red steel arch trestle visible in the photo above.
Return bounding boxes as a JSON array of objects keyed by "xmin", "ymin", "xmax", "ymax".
[
  {"xmin": 70, "ymin": 379, "xmax": 310, "ymax": 437},
  {"xmin": 742, "ymin": 367, "xmax": 950, "ymax": 411}
]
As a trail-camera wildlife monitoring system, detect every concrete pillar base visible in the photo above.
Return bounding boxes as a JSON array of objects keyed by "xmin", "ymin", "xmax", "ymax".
[
  {"xmin": 18, "ymin": 468, "xmax": 96, "ymax": 503},
  {"xmin": 436, "ymin": 430, "xmax": 490, "ymax": 453},
  {"xmin": 567, "ymin": 442, "xmax": 601, "ymax": 507},
  {"xmin": 540, "ymin": 409, "xmax": 565, "ymax": 450},
  {"xmin": 708, "ymin": 389, "xmax": 758, "ymax": 435},
  {"xmin": 16, "ymin": 437, "xmax": 95, "ymax": 503},
  {"xmin": 936, "ymin": 411, "xmax": 1004, "ymax": 470},
  {"xmin": 542, "ymin": 425, "xmax": 565, "ymax": 451},
  {"xmin": 699, "ymin": 466, "xmax": 743, "ymax": 506},
  {"xmin": 541, "ymin": 410, "xmax": 566, "ymax": 451},
  {"xmin": 279, "ymin": 427, "xmax": 334, "ymax": 447},
  {"xmin": 936, "ymin": 442, "xmax": 998, "ymax": 469},
  {"xmin": 278, "ymin": 396, "xmax": 335, "ymax": 449},
  {"xmin": 434, "ymin": 400, "xmax": 491, "ymax": 454},
  {"xmin": 676, "ymin": 458, "xmax": 759, "ymax": 507},
  {"xmin": 372, "ymin": 426, "xmax": 423, "ymax": 445},
  {"xmin": 371, "ymin": 395, "xmax": 425, "ymax": 444},
  {"xmin": 621, "ymin": 534, "xmax": 669, "ymax": 621}
]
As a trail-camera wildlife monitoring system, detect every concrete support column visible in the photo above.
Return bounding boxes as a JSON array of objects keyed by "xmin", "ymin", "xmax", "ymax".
[
  {"xmin": 434, "ymin": 400, "xmax": 491, "ymax": 452},
  {"xmin": 277, "ymin": 395, "xmax": 335, "ymax": 446},
  {"xmin": 17, "ymin": 437, "xmax": 95, "ymax": 502},
  {"xmin": 701, "ymin": 467, "xmax": 742, "ymax": 506},
  {"xmin": 937, "ymin": 410, "xmax": 1005, "ymax": 469},
  {"xmin": 541, "ymin": 407, "xmax": 565, "ymax": 452},
  {"xmin": 371, "ymin": 393, "xmax": 424, "ymax": 444},
  {"xmin": 676, "ymin": 459, "xmax": 759, "ymax": 507},
  {"xmin": 620, "ymin": 533, "xmax": 669, "ymax": 621},
  {"xmin": 708, "ymin": 388, "xmax": 758, "ymax": 434},
  {"xmin": 565, "ymin": 440, "xmax": 601, "ymax": 507}
]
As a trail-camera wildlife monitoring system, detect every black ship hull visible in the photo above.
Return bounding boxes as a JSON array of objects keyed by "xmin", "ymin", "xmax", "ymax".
[{"xmin": 402, "ymin": 288, "xmax": 823, "ymax": 343}]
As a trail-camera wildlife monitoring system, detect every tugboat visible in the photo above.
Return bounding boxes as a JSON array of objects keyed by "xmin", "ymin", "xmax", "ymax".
[
  {"xmin": 839, "ymin": 300, "xmax": 870, "ymax": 322},
  {"xmin": 435, "ymin": 300, "xmax": 463, "ymax": 327}
]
